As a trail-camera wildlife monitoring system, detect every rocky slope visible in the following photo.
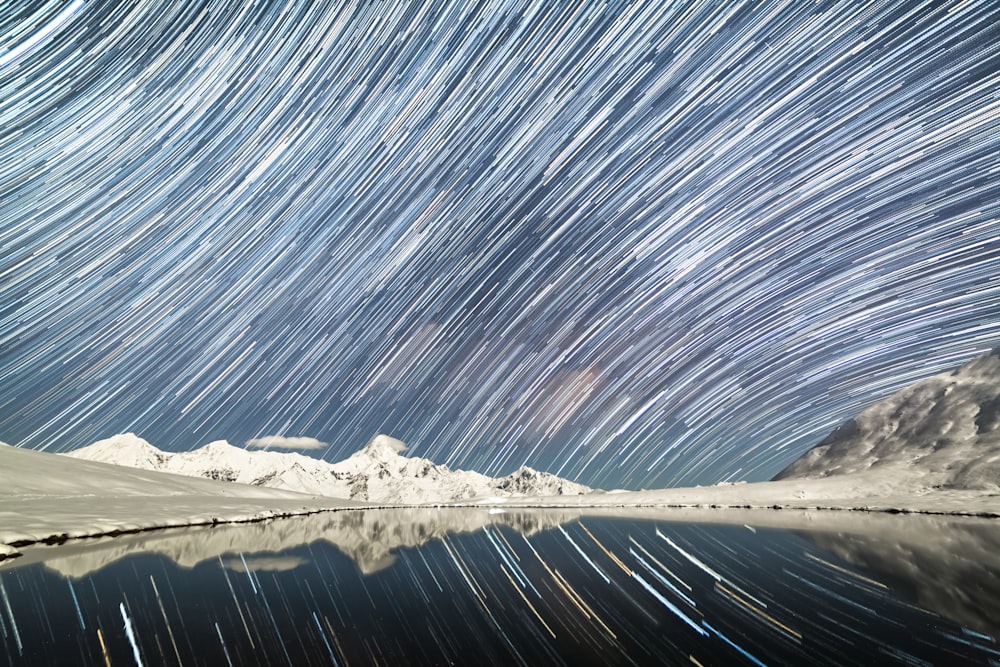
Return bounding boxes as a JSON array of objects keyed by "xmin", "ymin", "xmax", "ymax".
[
  {"xmin": 774, "ymin": 348, "xmax": 1000, "ymax": 491},
  {"xmin": 65, "ymin": 433, "xmax": 593, "ymax": 503}
]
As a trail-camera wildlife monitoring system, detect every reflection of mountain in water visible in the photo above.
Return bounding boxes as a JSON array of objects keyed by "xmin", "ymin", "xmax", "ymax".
[
  {"xmin": 804, "ymin": 520, "xmax": 1000, "ymax": 640},
  {"xmin": 222, "ymin": 555, "xmax": 308, "ymax": 572},
  {"xmin": 8, "ymin": 505, "xmax": 998, "ymax": 640},
  {"xmin": 21, "ymin": 508, "xmax": 582, "ymax": 577}
]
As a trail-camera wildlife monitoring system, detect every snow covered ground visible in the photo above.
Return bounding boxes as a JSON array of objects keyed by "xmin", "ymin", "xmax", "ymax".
[
  {"xmin": 0, "ymin": 441, "xmax": 357, "ymax": 560},
  {"xmin": 461, "ymin": 470, "xmax": 1000, "ymax": 516},
  {"xmin": 4, "ymin": 435, "xmax": 998, "ymax": 565}
]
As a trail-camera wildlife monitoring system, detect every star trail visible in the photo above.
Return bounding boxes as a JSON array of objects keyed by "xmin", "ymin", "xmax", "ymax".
[{"xmin": 1, "ymin": 1, "xmax": 998, "ymax": 489}]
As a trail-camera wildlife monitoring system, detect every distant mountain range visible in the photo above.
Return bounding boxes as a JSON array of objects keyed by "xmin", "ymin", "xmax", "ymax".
[
  {"xmin": 55, "ymin": 347, "xmax": 1000, "ymax": 506},
  {"xmin": 775, "ymin": 348, "xmax": 1000, "ymax": 491},
  {"xmin": 65, "ymin": 433, "xmax": 594, "ymax": 504}
]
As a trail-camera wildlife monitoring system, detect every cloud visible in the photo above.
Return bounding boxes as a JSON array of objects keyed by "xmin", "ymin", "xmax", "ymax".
[{"xmin": 246, "ymin": 435, "xmax": 326, "ymax": 450}]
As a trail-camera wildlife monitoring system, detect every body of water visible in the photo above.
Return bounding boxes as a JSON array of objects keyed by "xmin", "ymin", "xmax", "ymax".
[{"xmin": 1, "ymin": 508, "xmax": 998, "ymax": 665}]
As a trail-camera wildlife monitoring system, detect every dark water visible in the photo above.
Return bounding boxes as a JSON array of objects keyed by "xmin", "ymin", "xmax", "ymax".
[{"xmin": 1, "ymin": 508, "xmax": 998, "ymax": 666}]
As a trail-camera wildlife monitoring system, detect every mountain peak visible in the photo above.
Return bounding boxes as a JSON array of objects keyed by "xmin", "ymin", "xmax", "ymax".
[
  {"xmin": 194, "ymin": 440, "xmax": 243, "ymax": 455},
  {"xmin": 68, "ymin": 433, "xmax": 168, "ymax": 468},
  {"xmin": 101, "ymin": 432, "xmax": 155, "ymax": 449},
  {"xmin": 361, "ymin": 434, "xmax": 408, "ymax": 460}
]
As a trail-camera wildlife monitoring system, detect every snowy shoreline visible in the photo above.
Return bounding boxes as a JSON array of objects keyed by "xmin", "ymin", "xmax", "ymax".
[
  {"xmin": 0, "ymin": 441, "xmax": 362, "ymax": 562},
  {"xmin": 4, "ymin": 487, "xmax": 997, "ymax": 565},
  {"xmin": 4, "ymin": 439, "xmax": 999, "ymax": 563},
  {"xmin": 451, "ymin": 480, "xmax": 1000, "ymax": 518}
]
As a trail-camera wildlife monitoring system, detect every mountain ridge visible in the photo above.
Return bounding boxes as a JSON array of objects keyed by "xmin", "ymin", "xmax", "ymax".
[
  {"xmin": 65, "ymin": 433, "xmax": 594, "ymax": 504},
  {"xmin": 774, "ymin": 348, "xmax": 1000, "ymax": 491}
]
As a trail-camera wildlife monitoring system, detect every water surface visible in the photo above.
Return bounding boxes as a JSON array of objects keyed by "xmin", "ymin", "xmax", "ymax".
[{"xmin": 1, "ymin": 508, "xmax": 997, "ymax": 665}]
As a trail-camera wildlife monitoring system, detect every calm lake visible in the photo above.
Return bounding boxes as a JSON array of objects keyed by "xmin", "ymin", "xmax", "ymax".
[{"xmin": 1, "ymin": 508, "xmax": 998, "ymax": 666}]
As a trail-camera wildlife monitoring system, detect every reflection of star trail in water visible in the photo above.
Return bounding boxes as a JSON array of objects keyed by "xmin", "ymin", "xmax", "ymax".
[
  {"xmin": 1, "ymin": 2, "xmax": 999, "ymax": 488},
  {"xmin": 2, "ymin": 516, "xmax": 998, "ymax": 665}
]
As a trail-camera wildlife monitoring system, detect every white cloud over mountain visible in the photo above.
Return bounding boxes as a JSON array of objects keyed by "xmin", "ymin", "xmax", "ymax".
[{"xmin": 246, "ymin": 435, "xmax": 326, "ymax": 450}]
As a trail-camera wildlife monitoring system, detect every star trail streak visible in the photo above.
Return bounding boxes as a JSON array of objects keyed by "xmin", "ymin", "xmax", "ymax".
[{"xmin": 1, "ymin": 1, "xmax": 998, "ymax": 488}]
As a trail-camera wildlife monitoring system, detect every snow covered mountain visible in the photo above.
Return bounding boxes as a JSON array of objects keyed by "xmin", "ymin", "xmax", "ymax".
[
  {"xmin": 65, "ymin": 433, "xmax": 593, "ymax": 503},
  {"xmin": 774, "ymin": 348, "xmax": 1000, "ymax": 491},
  {"xmin": 65, "ymin": 433, "xmax": 348, "ymax": 496}
]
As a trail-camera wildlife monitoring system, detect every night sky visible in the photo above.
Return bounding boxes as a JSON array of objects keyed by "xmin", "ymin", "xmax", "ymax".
[{"xmin": 1, "ymin": 1, "xmax": 998, "ymax": 489}]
